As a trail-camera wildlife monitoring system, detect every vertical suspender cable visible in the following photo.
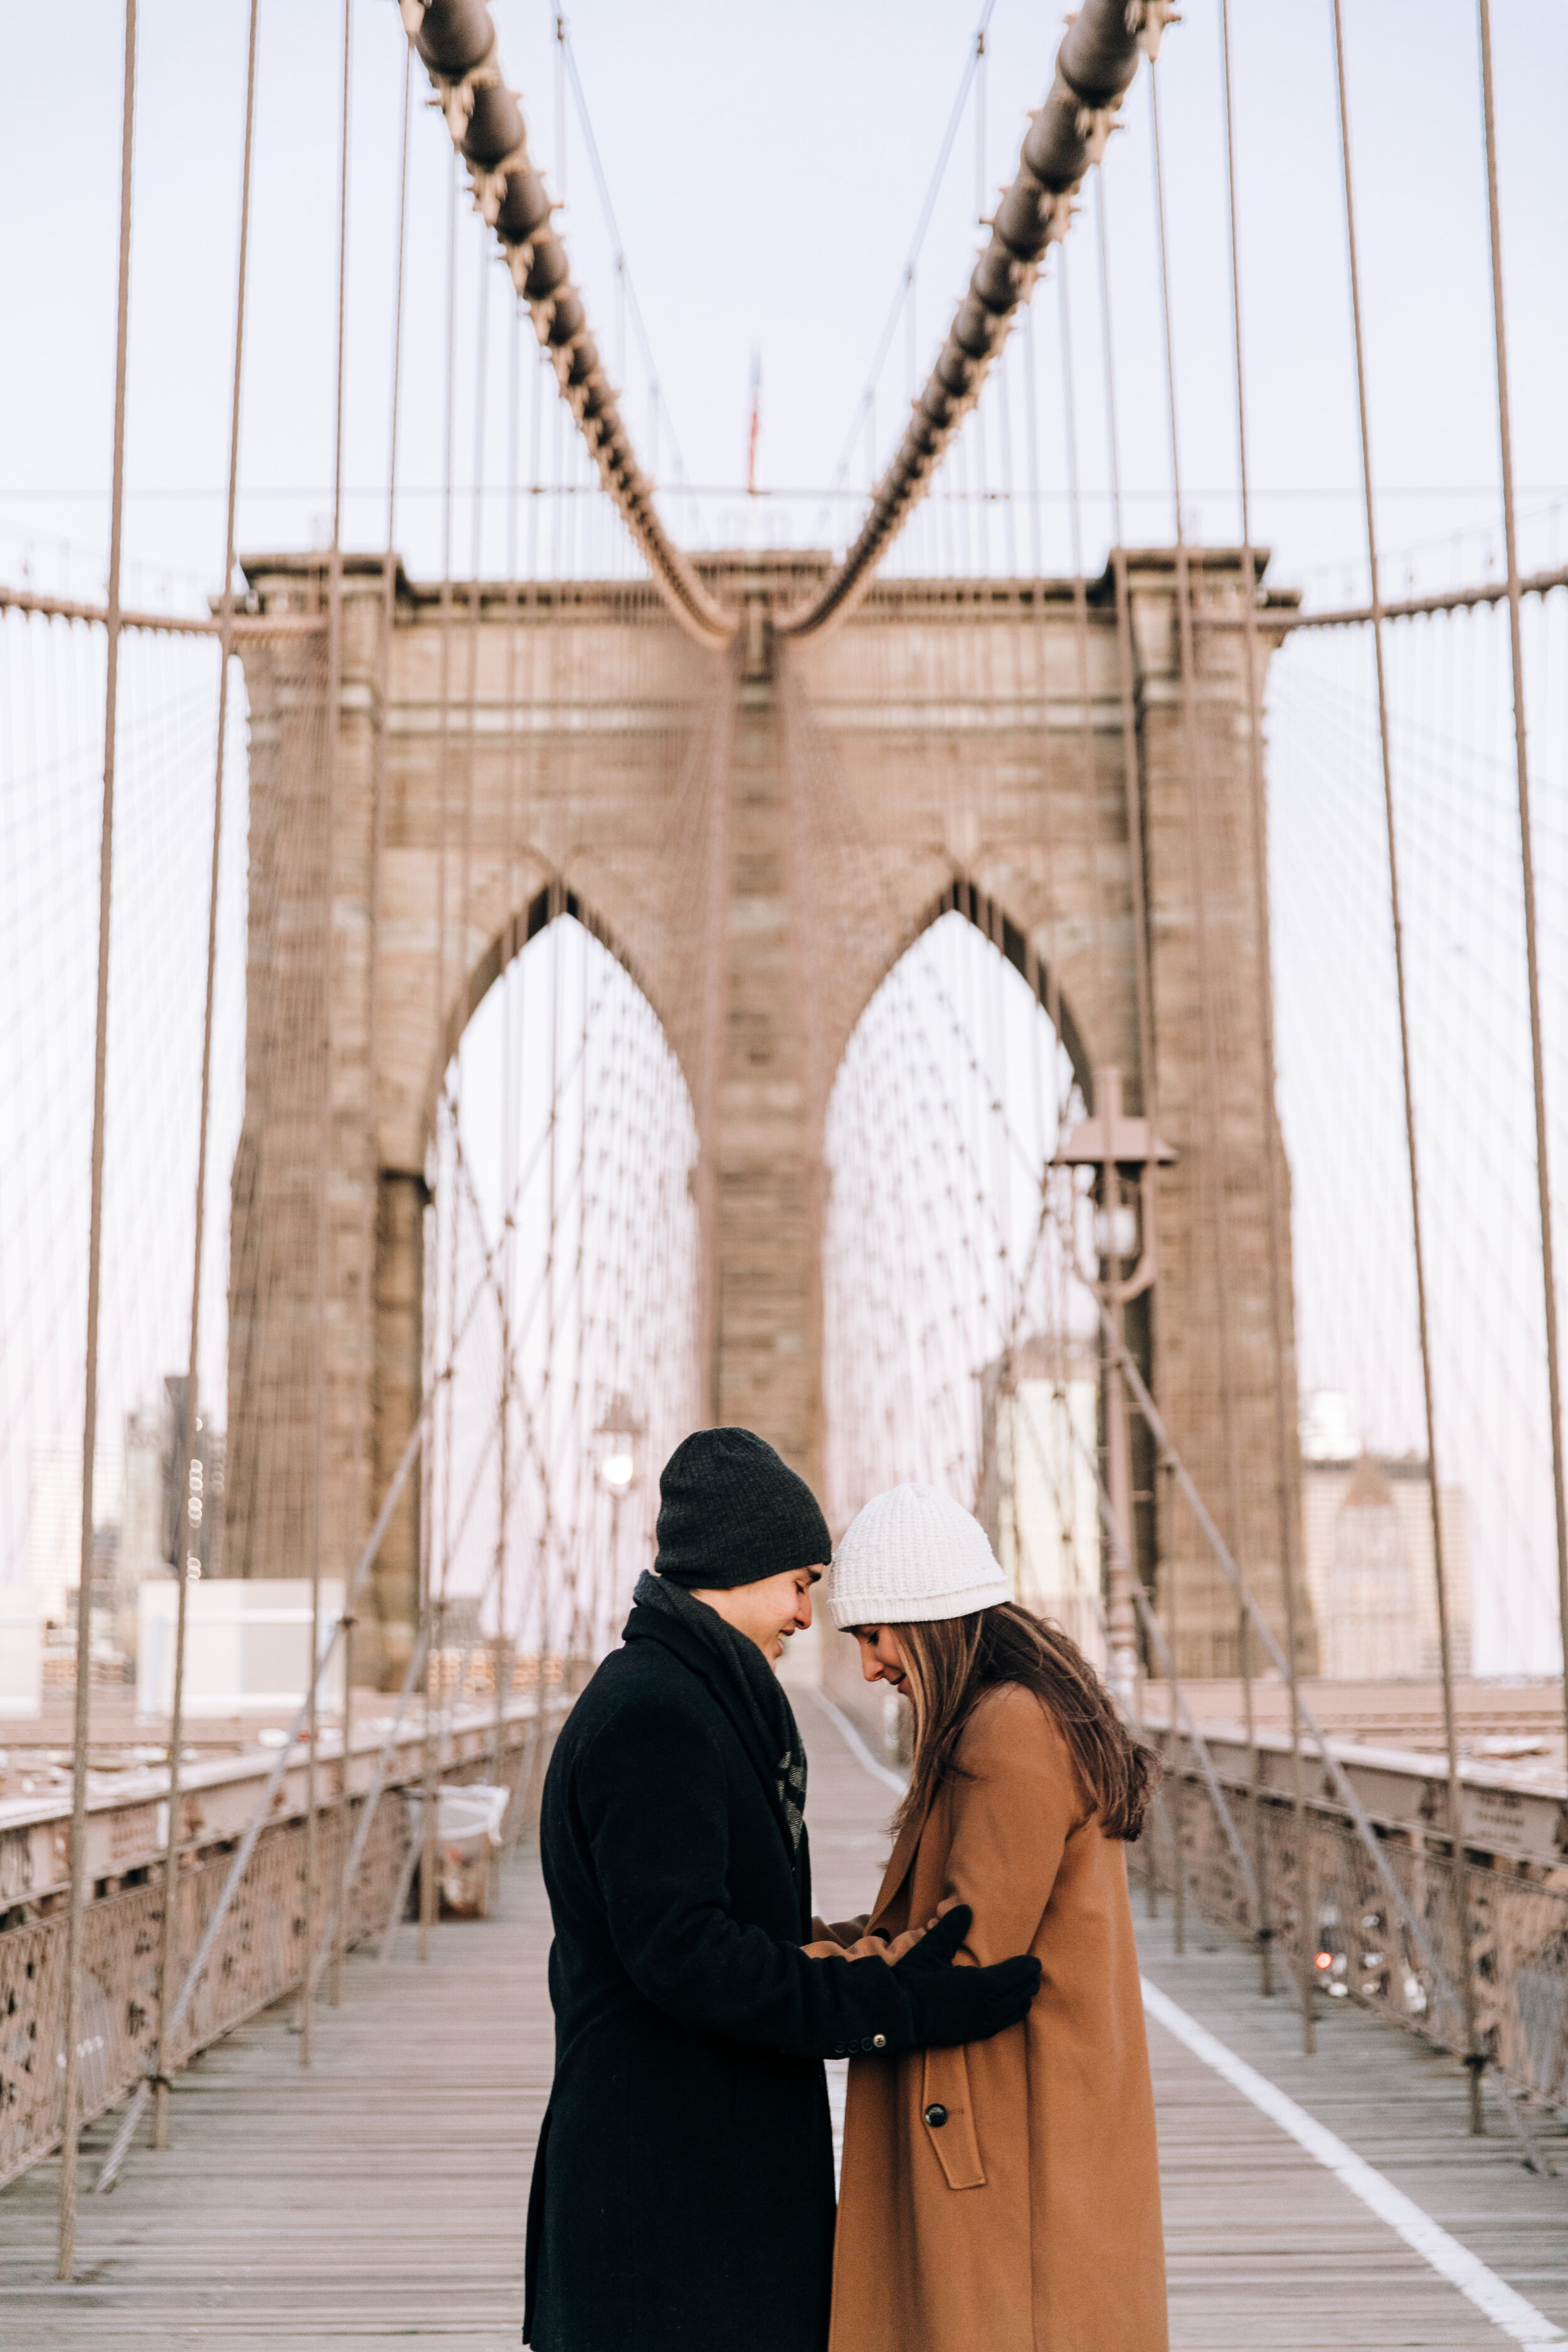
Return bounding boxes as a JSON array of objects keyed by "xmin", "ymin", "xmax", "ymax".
[
  {"xmin": 422, "ymin": 148, "xmax": 461, "ymax": 1969},
  {"xmin": 154, "ymin": 0, "xmax": 260, "ymax": 2144},
  {"xmin": 1093, "ymin": 181, "xmax": 1156, "ymax": 1138},
  {"xmin": 1094, "ymin": 180, "xmax": 1162, "ymax": 1914},
  {"xmin": 462, "ymin": 246, "xmax": 490, "ymax": 1103},
  {"xmin": 1216, "ymin": 0, "xmax": 1289, "ymax": 2010},
  {"xmin": 1476, "ymin": 0, "xmax": 1568, "ymax": 1766},
  {"xmin": 1094, "ymin": 191, "xmax": 1162, "ymax": 1835},
  {"xmin": 554, "ymin": 10, "xmax": 568, "ymax": 208},
  {"xmin": 493, "ymin": 294, "xmax": 522, "ymax": 1820},
  {"xmin": 566, "ymin": 938, "xmax": 590, "ymax": 1660},
  {"xmin": 1148, "ymin": 59, "xmax": 1246, "ymax": 1692},
  {"xmin": 304, "ymin": 0, "xmax": 353, "ymax": 2070},
  {"xmin": 541, "ymin": 899, "xmax": 563, "ymax": 1659},
  {"xmin": 974, "ymin": 27, "xmax": 987, "ymax": 225},
  {"xmin": 1330, "ymin": 0, "xmax": 1481, "ymax": 2131},
  {"xmin": 58, "ymin": 0, "xmax": 136, "ymax": 2282},
  {"xmin": 1062, "ymin": 236, "xmax": 1134, "ymax": 1710},
  {"xmin": 1057, "ymin": 253, "xmax": 1106, "ymax": 1041},
  {"xmin": 346, "ymin": 30, "xmax": 413, "ymax": 2008},
  {"xmin": 1149, "ymin": 58, "xmax": 1241, "ymax": 1966}
]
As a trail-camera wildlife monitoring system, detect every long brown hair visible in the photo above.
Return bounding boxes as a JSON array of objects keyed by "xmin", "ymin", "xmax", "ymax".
[{"xmin": 888, "ymin": 1601, "xmax": 1158, "ymax": 1840}]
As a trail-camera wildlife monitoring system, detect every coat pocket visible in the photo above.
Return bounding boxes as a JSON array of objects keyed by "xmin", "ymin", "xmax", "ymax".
[{"xmin": 920, "ymin": 2045, "xmax": 985, "ymax": 2190}]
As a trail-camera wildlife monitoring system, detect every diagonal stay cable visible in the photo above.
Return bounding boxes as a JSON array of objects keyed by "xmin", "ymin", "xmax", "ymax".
[
  {"xmin": 1051, "ymin": 1401, "xmax": 1262, "ymax": 1917},
  {"xmin": 555, "ymin": 22, "xmax": 690, "ymax": 496},
  {"xmin": 826, "ymin": 0, "xmax": 1000, "ymax": 504},
  {"xmin": 138, "ymin": 1170, "xmax": 531, "ymax": 2090},
  {"xmin": 1098, "ymin": 1299, "xmax": 1460, "ymax": 2017},
  {"xmin": 95, "ymin": 1384, "xmax": 441, "ymax": 2191},
  {"xmin": 1012, "ymin": 1362, "xmax": 1249, "ymax": 1927}
]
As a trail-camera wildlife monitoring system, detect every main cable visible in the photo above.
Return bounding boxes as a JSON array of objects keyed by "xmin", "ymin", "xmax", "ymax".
[
  {"xmin": 398, "ymin": 0, "xmax": 731, "ymax": 649},
  {"xmin": 780, "ymin": 0, "xmax": 1175, "ymax": 638}
]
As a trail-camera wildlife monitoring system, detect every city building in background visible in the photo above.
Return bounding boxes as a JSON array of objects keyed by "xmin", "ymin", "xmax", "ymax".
[
  {"xmin": 978, "ymin": 1339, "xmax": 1104, "ymax": 1668},
  {"xmin": 137, "ymin": 1577, "xmax": 344, "ymax": 1720},
  {"xmin": 0, "ymin": 1586, "xmax": 43, "ymax": 1715},
  {"xmin": 152, "ymin": 1374, "xmax": 225, "ymax": 1586},
  {"xmin": 26, "ymin": 1434, "xmax": 118, "ymax": 1633},
  {"xmin": 21, "ymin": 1379, "xmax": 225, "ymax": 1682},
  {"xmin": 1300, "ymin": 1389, "xmax": 1472, "ymax": 1680},
  {"xmin": 119, "ymin": 1406, "xmax": 167, "ymax": 1660}
]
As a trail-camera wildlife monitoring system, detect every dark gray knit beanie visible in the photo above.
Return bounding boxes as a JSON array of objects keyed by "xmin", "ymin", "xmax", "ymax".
[{"xmin": 654, "ymin": 1428, "xmax": 831, "ymax": 1590}]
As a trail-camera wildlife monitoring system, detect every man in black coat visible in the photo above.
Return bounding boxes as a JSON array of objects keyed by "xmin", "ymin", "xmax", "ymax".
[{"xmin": 524, "ymin": 1428, "xmax": 1040, "ymax": 2352}]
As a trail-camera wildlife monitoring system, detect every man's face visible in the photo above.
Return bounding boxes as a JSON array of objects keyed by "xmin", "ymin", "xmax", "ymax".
[{"xmin": 690, "ymin": 1565, "xmax": 823, "ymax": 1666}]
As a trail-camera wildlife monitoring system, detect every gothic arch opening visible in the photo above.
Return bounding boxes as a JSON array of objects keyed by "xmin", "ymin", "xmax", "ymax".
[
  {"xmin": 427, "ymin": 896, "xmax": 700, "ymax": 1675},
  {"xmin": 820, "ymin": 901, "xmax": 1105, "ymax": 1668}
]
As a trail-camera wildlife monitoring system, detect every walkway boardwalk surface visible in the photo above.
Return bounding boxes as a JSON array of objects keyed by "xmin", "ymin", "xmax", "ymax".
[{"xmin": 4, "ymin": 1691, "xmax": 1565, "ymax": 2348}]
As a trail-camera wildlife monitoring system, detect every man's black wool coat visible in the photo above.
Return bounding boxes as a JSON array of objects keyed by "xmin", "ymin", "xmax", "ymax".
[{"xmin": 523, "ymin": 1601, "xmax": 911, "ymax": 2352}]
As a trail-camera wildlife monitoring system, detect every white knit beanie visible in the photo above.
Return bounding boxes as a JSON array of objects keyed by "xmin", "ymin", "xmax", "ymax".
[{"xmin": 828, "ymin": 1483, "xmax": 1012, "ymax": 1630}]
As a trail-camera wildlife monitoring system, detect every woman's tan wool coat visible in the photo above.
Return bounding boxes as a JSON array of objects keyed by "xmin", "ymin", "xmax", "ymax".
[{"xmin": 815, "ymin": 1683, "xmax": 1167, "ymax": 2352}]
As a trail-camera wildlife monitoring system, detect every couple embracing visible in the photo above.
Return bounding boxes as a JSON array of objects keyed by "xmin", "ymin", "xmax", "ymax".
[{"xmin": 524, "ymin": 1428, "xmax": 1168, "ymax": 2352}]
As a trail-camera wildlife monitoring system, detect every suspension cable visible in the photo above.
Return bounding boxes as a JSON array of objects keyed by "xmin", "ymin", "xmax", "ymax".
[
  {"xmin": 1147, "ymin": 55, "xmax": 1241, "ymax": 1966},
  {"xmin": 58, "ymin": 0, "xmax": 137, "ymax": 2284},
  {"xmin": 1216, "ymin": 0, "xmax": 1293, "ymax": 2013},
  {"xmin": 151, "ymin": 0, "xmax": 262, "ymax": 2153},
  {"xmin": 554, "ymin": 19, "xmax": 691, "ymax": 500},
  {"xmin": 780, "ymin": 0, "xmax": 1173, "ymax": 638},
  {"xmin": 1475, "ymin": 0, "xmax": 1568, "ymax": 1768},
  {"xmin": 492, "ymin": 289, "xmax": 523, "ymax": 1806},
  {"xmin": 398, "ymin": 0, "xmax": 731, "ymax": 649},
  {"xmin": 1148, "ymin": 55, "xmax": 1248, "ymax": 1655},
  {"xmin": 1092, "ymin": 175, "xmax": 1157, "ymax": 1316},
  {"xmin": 420, "ymin": 151, "xmax": 462, "ymax": 1968},
  {"xmin": 343, "ymin": 25, "xmax": 414, "ymax": 2014},
  {"xmin": 1329, "ymin": 0, "xmax": 1483, "ymax": 2130},
  {"xmin": 303, "ymin": 0, "xmax": 354, "ymax": 2075},
  {"xmin": 825, "ymin": 0, "xmax": 999, "ymax": 517}
]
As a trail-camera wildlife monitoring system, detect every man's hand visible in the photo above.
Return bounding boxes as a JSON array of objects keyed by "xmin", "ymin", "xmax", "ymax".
[{"xmin": 891, "ymin": 1902, "xmax": 1041, "ymax": 2048}]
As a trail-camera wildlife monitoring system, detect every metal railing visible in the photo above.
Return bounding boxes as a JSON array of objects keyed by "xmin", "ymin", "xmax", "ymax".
[
  {"xmin": 1084, "ymin": 1309, "xmax": 1567, "ymax": 2146},
  {"xmin": 0, "ymin": 1709, "xmax": 553, "ymax": 2194},
  {"xmin": 1145, "ymin": 1745, "xmax": 1568, "ymax": 2128}
]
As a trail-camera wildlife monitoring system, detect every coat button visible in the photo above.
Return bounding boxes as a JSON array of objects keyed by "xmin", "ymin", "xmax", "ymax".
[
  {"xmin": 924, "ymin": 2103, "xmax": 948, "ymax": 2129},
  {"xmin": 834, "ymin": 2045, "xmax": 846, "ymax": 2058},
  {"xmin": 872, "ymin": 2035, "xmax": 886, "ymax": 2050}
]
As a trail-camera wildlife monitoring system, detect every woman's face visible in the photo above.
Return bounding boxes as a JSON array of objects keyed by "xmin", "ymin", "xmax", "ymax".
[{"xmin": 853, "ymin": 1625, "xmax": 908, "ymax": 1693}]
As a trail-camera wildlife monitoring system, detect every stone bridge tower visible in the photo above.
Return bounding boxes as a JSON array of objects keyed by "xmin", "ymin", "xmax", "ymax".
[{"xmin": 227, "ymin": 548, "xmax": 1313, "ymax": 1689}]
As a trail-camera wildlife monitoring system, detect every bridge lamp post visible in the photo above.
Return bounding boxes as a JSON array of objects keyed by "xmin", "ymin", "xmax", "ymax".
[
  {"xmin": 1054, "ymin": 1067, "xmax": 1174, "ymax": 1709},
  {"xmin": 596, "ymin": 1394, "xmax": 644, "ymax": 1638}
]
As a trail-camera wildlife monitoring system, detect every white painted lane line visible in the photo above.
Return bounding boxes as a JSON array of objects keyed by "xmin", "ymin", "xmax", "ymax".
[
  {"xmin": 1142, "ymin": 1976, "xmax": 1564, "ymax": 2347},
  {"xmin": 812, "ymin": 1690, "xmax": 908, "ymax": 1795},
  {"xmin": 826, "ymin": 2055, "xmax": 848, "ymax": 2190}
]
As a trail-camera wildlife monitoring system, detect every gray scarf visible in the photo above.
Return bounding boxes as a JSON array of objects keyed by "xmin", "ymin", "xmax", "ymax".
[{"xmin": 633, "ymin": 1571, "xmax": 808, "ymax": 1855}]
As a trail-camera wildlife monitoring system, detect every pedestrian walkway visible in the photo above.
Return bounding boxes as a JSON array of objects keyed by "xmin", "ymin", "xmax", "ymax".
[
  {"xmin": 3, "ymin": 1690, "xmax": 1564, "ymax": 2348},
  {"xmin": 1139, "ymin": 1904, "xmax": 1567, "ymax": 2346},
  {"xmin": 0, "ymin": 1850, "xmax": 553, "ymax": 2348}
]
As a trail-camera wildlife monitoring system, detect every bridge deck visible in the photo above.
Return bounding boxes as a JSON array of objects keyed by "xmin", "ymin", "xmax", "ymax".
[{"xmin": 4, "ymin": 1694, "xmax": 1565, "ymax": 2349}]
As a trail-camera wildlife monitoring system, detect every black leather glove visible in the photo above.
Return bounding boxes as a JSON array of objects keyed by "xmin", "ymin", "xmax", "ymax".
[{"xmin": 891, "ymin": 1903, "xmax": 1041, "ymax": 2049}]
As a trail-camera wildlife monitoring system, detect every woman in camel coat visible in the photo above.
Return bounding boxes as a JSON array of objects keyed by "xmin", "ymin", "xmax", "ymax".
[{"xmin": 814, "ymin": 1482, "xmax": 1168, "ymax": 2352}]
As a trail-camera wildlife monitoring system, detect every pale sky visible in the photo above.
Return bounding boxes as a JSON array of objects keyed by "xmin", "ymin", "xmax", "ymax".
[
  {"xmin": 2, "ymin": 1, "xmax": 1565, "ymax": 1673},
  {"xmin": 3, "ymin": 1, "xmax": 1565, "ymax": 600}
]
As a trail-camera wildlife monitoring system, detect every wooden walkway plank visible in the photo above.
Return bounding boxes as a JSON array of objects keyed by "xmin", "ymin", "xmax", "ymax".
[
  {"xmin": 0, "ymin": 1866, "xmax": 554, "ymax": 2348},
  {"xmin": 1, "ymin": 1689, "xmax": 1563, "ymax": 2348},
  {"xmin": 1138, "ymin": 1900, "xmax": 1568, "ymax": 2348}
]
